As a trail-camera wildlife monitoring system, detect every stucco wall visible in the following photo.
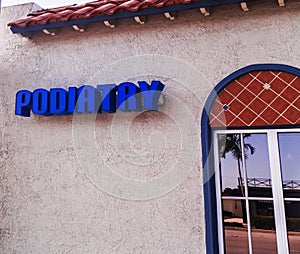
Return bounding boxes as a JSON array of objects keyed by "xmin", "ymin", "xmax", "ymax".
[{"xmin": 0, "ymin": 1, "xmax": 300, "ymax": 253}]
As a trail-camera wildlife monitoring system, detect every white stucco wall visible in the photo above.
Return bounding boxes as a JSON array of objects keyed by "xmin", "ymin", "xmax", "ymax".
[{"xmin": 0, "ymin": 1, "xmax": 300, "ymax": 253}]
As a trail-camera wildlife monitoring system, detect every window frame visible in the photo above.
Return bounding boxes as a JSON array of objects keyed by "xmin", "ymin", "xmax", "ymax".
[
  {"xmin": 201, "ymin": 64, "xmax": 300, "ymax": 254},
  {"xmin": 213, "ymin": 128, "xmax": 300, "ymax": 253}
]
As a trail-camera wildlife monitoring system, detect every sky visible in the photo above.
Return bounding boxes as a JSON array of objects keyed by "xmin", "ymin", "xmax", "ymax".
[
  {"xmin": 2, "ymin": 0, "xmax": 89, "ymax": 8},
  {"xmin": 220, "ymin": 133, "xmax": 300, "ymax": 191}
]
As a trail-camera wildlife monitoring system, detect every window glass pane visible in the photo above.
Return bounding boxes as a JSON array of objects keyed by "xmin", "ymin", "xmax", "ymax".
[
  {"xmin": 278, "ymin": 133, "xmax": 300, "ymax": 198},
  {"xmin": 284, "ymin": 201, "xmax": 300, "ymax": 252},
  {"xmin": 222, "ymin": 199, "xmax": 249, "ymax": 253},
  {"xmin": 244, "ymin": 134, "xmax": 273, "ymax": 198},
  {"xmin": 250, "ymin": 200, "xmax": 278, "ymax": 254},
  {"xmin": 218, "ymin": 134, "xmax": 244, "ymax": 197}
]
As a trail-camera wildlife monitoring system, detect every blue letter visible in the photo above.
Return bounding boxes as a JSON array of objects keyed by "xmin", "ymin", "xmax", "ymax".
[
  {"xmin": 15, "ymin": 90, "xmax": 32, "ymax": 117},
  {"xmin": 67, "ymin": 87, "xmax": 78, "ymax": 114},
  {"xmin": 97, "ymin": 84, "xmax": 117, "ymax": 113},
  {"xmin": 50, "ymin": 88, "xmax": 67, "ymax": 115},
  {"xmin": 117, "ymin": 82, "xmax": 141, "ymax": 112},
  {"xmin": 138, "ymin": 80, "xmax": 164, "ymax": 110},
  {"xmin": 32, "ymin": 89, "xmax": 50, "ymax": 115},
  {"xmin": 76, "ymin": 86, "xmax": 96, "ymax": 113}
]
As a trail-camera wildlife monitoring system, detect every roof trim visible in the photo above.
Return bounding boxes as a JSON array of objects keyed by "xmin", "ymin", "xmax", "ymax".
[{"xmin": 9, "ymin": 0, "xmax": 251, "ymax": 34}]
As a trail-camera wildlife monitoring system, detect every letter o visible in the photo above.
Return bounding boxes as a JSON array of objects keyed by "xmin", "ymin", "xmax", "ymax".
[{"xmin": 32, "ymin": 89, "xmax": 49, "ymax": 115}]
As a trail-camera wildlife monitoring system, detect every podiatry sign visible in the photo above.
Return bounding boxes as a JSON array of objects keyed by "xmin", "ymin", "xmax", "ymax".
[{"xmin": 15, "ymin": 80, "xmax": 165, "ymax": 117}]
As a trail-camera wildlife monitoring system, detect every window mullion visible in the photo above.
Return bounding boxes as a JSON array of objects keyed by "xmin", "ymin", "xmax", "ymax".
[
  {"xmin": 240, "ymin": 134, "xmax": 253, "ymax": 254},
  {"xmin": 214, "ymin": 132, "xmax": 225, "ymax": 254},
  {"xmin": 267, "ymin": 130, "xmax": 289, "ymax": 253}
]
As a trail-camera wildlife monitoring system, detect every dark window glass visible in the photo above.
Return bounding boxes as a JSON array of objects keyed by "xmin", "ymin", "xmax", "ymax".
[
  {"xmin": 222, "ymin": 199, "xmax": 249, "ymax": 254},
  {"xmin": 249, "ymin": 200, "xmax": 278, "ymax": 254},
  {"xmin": 284, "ymin": 201, "xmax": 300, "ymax": 252}
]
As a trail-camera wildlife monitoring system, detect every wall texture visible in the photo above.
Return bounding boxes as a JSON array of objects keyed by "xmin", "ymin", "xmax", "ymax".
[{"xmin": 0, "ymin": 1, "xmax": 300, "ymax": 253}]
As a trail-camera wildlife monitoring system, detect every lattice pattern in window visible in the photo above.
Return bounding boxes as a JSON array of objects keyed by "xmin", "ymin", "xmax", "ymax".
[{"xmin": 210, "ymin": 71, "xmax": 300, "ymax": 127}]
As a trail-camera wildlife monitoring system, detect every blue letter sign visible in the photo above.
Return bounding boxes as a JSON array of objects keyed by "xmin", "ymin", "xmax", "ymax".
[{"xmin": 15, "ymin": 80, "xmax": 165, "ymax": 117}]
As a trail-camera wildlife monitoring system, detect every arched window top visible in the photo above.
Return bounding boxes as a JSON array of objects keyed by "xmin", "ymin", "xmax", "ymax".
[
  {"xmin": 207, "ymin": 64, "xmax": 300, "ymax": 128},
  {"xmin": 201, "ymin": 63, "xmax": 300, "ymax": 254}
]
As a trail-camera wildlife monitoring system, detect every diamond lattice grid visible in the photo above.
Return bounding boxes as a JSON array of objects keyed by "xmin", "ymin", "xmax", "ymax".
[{"xmin": 210, "ymin": 71, "xmax": 300, "ymax": 128}]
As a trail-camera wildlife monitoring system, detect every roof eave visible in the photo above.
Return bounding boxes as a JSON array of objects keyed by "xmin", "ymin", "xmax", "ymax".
[{"xmin": 9, "ymin": 0, "xmax": 252, "ymax": 34}]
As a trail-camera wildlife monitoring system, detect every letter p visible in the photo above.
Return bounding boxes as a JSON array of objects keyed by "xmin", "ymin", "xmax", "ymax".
[{"xmin": 15, "ymin": 90, "xmax": 32, "ymax": 117}]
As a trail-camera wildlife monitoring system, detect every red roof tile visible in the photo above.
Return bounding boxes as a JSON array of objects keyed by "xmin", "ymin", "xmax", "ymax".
[{"xmin": 8, "ymin": 0, "xmax": 195, "ymax": 28}]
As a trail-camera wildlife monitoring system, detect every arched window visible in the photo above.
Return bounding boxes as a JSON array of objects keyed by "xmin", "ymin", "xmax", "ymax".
[{"xmin": 201, "ymin": 64, "xmax": 300, "ymax": 254}]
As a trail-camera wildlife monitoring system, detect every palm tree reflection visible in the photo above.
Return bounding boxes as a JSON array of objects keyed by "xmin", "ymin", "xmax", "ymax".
[
  {"xmin": 219, "ymin": 134, "xmax": 255, "ymax": 222},
  {"xmin": 219, "ymin": 134, "xmax": 255, "ymax": 195}
]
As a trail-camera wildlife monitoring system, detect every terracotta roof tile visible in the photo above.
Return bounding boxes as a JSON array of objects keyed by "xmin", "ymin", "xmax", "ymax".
[
  {"xmin": 8, "ymin": 0, "xmax": 254, "ymax": 34},
  {"xmin": 7, "ymin": 0, "xmax": 201, "ymax": 28}
]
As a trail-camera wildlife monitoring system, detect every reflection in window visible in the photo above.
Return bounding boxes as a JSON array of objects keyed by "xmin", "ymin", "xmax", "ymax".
[
  {"xmin": 222, "ymin": 199, "xmax": 278, "ymax": 254},
  {"xmin": 284, "ymin": 201, "xmax": 300, "ymax": 252},
  {"xmin": 278, "ymin": 133, "xmax": 300, "ymax": 199},
  {"xmin": 245, "ymin": 134, "xmax": 273, "ymax": 198},
  {"xmin": 219, "ymin": 133, "xmax": 274, "ymax": 198},
  {"xmin": 250, "ymin": 200, "xmax": 278, "ymax": 253},
  {"xmin": 218, "ymin": 134, "xmax": 248, "ymax": 197},
  {"xmin": 218, "ymin": 132, "xmax": 280, "ymax": 253},
  {"xmin": 278, "ymin": 133, "xmax": 300, "ymax": 251},
  {"xmin": 217, "ymin": 130, "xmax": 300, "ymax": 253},
  {"xmin": 222, "ymin": 199, "xmax": 249, "ymax": 254}
]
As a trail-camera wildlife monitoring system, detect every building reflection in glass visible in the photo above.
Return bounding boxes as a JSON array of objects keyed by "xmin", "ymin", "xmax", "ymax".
[
  {"xmin": 218, "ymin": 132, "xmax": 300, "ymax": 253},
  {"xmin": 278, "ymin": 133, "xmax": 300, "ymax": 251}
]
